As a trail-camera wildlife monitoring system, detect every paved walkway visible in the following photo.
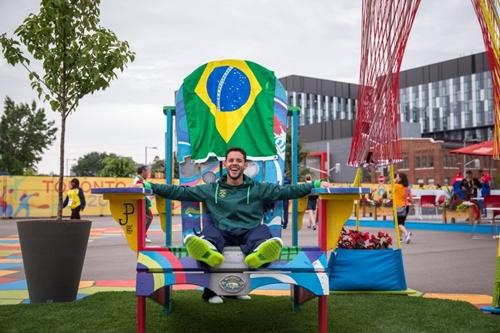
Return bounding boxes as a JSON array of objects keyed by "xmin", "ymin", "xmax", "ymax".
[{"xmin": 0, "ymin": 216, "xmax": 498, "ymax": 309}]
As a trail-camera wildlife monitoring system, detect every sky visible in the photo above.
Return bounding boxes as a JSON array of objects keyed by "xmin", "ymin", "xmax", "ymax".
[{"xmin": 0, "ymin": 0, "xmax": 487, "ymax": 174}]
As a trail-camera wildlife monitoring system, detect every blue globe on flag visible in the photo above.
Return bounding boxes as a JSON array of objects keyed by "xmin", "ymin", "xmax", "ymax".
[{"xmin": 207, "ymin": 66, "xmax": 251, "ymax": 112}]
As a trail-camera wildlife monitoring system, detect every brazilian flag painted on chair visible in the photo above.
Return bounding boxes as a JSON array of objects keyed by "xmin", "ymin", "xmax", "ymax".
[{"xmin": 183, "ymin": 59, "xmax": 277, "ymax": 162}]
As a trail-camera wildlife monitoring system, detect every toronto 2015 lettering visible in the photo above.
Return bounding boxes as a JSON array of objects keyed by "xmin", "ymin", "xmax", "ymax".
[{"xmin": 41, "ymin": 179, "xmax": 127, "ymax": 193}]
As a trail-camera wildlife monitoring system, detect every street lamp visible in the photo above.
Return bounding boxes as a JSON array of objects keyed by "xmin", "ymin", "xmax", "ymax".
[
  {"xmin": 65, "ymin": 158, "xmax": 77, "ymax": 176},
  {"xmin": 144, "ymin": 146, "xmax": 158, "ymax": 166},
  {"xmin": 463, "ymin": 158, "xmax": 480, "ymax": 174}
]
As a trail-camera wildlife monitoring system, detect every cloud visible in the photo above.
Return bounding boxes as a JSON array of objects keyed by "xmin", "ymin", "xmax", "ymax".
[{"xmin": 0, "ymin": 0, "xmax": 487, "ymax": 174}]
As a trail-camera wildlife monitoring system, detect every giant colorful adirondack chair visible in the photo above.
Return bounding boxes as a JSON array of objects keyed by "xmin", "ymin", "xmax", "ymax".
[{"xmin": 92, "ymin": 59, "xmax": 368, "ymax": 333}]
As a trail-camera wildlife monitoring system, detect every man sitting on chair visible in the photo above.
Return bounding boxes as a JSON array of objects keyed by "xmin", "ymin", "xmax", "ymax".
[{"xmin": 149, "ymin": 147, "xmax": 330, "ymax": 269}]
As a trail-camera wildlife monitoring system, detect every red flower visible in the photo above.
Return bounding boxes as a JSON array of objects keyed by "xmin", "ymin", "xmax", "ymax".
[{"xmin": 337, "ymin": 228, "xmax": 393, "ymax": 249}]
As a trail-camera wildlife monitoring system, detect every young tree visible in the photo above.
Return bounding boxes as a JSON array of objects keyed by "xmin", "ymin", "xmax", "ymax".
[
  {"xmin": 99, "ymin": 155, "xmax": 136, "ymax": 177},
  {"xmin": 150, "ymin": 156, "xmax": 165, "ymax": 178},
  {"xmin": 0, "ymin": 97, "xmax": 57, "ymax": 175},
  {"xmin": 72, "ymin": 151, "xmax": 113, "ymax": 176},
  {"xmin": 0, "ymin": 0, "xmax": 135, "ymax": 219}
]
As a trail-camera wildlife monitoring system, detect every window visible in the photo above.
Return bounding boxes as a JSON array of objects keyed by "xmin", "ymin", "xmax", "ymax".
[
  {"xmin": 400, "ymin": 155, "xmax": 409, "ymax": 169},
  {"xmin": 288, "ymin": 92, "xmax": 294, "ymax": 107}
]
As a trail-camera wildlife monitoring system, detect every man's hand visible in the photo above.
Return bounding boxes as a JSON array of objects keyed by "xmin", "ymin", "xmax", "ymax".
[{"xmin": 320, "ymin": 181, "xmax": 332, "ymax": 188}]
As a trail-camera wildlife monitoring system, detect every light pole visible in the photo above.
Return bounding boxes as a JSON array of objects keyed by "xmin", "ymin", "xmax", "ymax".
[
  {"xmin": 463, "ymin": 158, "xmax": 480, "ymax": 175},
  {"xmin": 65, "ymin": 158, "xmax": 76, "ymax": 176},
  {"xmin": 144, "ymin": 146, "xmax": 158, "ymax": 166},
  {"xmin": 462, "ymin": 136, "xmax": 479, "ymax": 174}
]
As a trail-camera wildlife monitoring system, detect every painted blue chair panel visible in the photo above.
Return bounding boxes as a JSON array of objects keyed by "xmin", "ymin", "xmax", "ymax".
[
  {"xmin": 250, "ymin": 273, "xmax": 329, "ymax": 296},
  {"xmin": 137, "ymin": 270, "xmax": 328, "ymax": 297},
  {"xmin": 137, "ymin": 248, "xmax": 327, "ymax": 273}
]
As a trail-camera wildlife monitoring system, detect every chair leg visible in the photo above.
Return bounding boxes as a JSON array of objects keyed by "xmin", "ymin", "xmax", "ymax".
[
  {"xmin": 318, "ymin": 296, "xmax": 328, "ymax": 333},
  {"xmin": 292, "ymin": 285, "xmax": 300, "ymax": 312},
  {"xmin": 137, "ymin": 295, "xmax": 146, "ymax": 333},
  {"xmin": 164, "ymin": 286, "xmax": 172, "ymax": 314},
  {"xmin": 471, "ymin": 220, "xmax": 477, "ymax": 239}
]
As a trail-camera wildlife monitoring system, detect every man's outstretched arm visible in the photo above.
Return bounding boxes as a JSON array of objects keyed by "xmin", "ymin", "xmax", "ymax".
[
  {"xmin": 148, "ymin": 183, "xmax": 210, "ymax": 202},
  {"xmin": 257, "ymin": 180, "xmax": 331, "ymax": 201}
]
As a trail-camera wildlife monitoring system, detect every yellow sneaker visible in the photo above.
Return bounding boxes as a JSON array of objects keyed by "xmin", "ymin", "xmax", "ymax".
[
  {"xmin": 185, "ymin": 236, "xmax": 224, "ymax": 267},
  {"xmin": 244, "ymin": 238, "xmax": 282, "ymax": 269}
]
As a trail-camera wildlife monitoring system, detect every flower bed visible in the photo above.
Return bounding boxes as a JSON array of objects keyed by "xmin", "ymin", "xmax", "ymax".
[
  {"xmin": 359, "ymin": 195, "xmax": 394, "ymax": 220},
  {"xmin": 442, "ymin": 199, "xmax": 480, "ymax": 224},
  {"xmin": 337, "ymin": 228, "xmax": 392, "ymax": 249},
  {"xmin": 328, "ymin": 229, "xmax": 407, "ymax": 291}
]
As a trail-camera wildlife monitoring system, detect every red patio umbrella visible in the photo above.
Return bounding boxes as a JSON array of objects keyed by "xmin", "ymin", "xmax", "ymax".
[
  {"xmin": 450, "ymin": 140, "xmax": 493, "ymax": 156},
  {"xmin": 450, "ymin": 140, "xmax": 494, "ymax": 179}
]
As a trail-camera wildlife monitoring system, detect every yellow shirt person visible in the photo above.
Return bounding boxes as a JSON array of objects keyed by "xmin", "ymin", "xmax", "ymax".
[{"xmin": 63, "ymin": 178, "xmax": 86, "ymax": 220}]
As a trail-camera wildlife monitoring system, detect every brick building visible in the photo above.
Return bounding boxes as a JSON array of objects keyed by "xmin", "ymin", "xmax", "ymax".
[{"xmin": 396, "ymin": 138, "xmax": 497, "ymax": 186}]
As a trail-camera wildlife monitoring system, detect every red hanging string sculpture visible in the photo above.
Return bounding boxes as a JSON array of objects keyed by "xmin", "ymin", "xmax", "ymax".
[
  {"xmin": 471, "ymin": 0, "xmax": 500, "ymax": 159},
  {"xmin": 348, "ymin": 0, "xmax": 421, "ymax": 168}
]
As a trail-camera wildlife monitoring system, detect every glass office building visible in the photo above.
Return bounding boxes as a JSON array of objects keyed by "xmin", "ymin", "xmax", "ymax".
[
  {"xmin": 279, "ymin": 75, "xmax": 358, "ymax": 127},
  {"xmin": 399, "ymin": 52, "xmax": 493, "ymax": 143},
  {"xmin": 281, "ymin": 52, "xmax": 493, "ymax": 143}
]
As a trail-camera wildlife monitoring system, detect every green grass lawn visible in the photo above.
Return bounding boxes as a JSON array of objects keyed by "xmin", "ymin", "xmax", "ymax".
[{"xmin": 0, "ymin": 291, "xmax": 499, "ymax": 332}]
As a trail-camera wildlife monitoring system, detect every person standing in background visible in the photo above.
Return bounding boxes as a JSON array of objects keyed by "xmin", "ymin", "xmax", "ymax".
[
  {"xmin": 134, "ymin": 165, "xmax": 154, "ymax": 243},
  {"xmin": 479, "ymin": 169, "xmax": 491, "ymax": 216},
  {"xmin": 479, "ymin": 169, "xmax": 491, "ymax": 197},
  {"xmin": 394, "ymin": 172, "xmax": 412, "ymax": 244},
  {"xmin": 461, "ymin": 170, "xmax": 482, "ymax": 201},
  {"xmin": 305, "ymin": 175, "xmax": 319, "ymax": 230},
  {"xmin": 452, "ymin": 171, "xmax": 465, "ymax": 200},
  {"xmin": 63, "ymin": 178, "xmax": 86, "ymax": 220},
  {"xmin": 281, "ymin": 175, "xmax": 291, "ymax": 229}
]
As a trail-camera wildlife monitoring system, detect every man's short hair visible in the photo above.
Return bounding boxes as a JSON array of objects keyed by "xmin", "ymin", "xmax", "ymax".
[
  {"xmin": 225, "ymin": 147, "xmax": 247, "ymax": 161},
  {"xmin": 137, "ymin": 165, "xmax": 149, "ymax": 174}
]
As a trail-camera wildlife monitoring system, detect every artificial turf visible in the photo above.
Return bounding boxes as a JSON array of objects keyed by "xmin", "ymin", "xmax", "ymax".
[{"xmin": 0, "ymin": 291, "xmax": 499, "ymax": 332}]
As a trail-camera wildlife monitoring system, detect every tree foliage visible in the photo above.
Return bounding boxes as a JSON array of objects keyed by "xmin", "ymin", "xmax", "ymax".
[
  {"xmin": 99, "ymin": 155, "xmax": 136, "ymax": 177},
  {"xmin": 71, "ymin": 151, "xmax": 111, "ymax": 176},
  {"xmin": 150, "ymin": 156, "xmax": 165, "ymax": 178},
  {"xmin": 0, "ymin": 97, "xmax": 57, "ymax": 175},
  {"xmin": 0, "ymin": 0, "xmax": 135, "ymax": 219}
]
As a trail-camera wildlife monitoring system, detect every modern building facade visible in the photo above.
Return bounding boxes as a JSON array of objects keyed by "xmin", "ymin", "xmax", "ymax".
[
  {"xmin": 280, "ymin": 52, "xmax": 495, "ymax": 184},
  {"xmin": 399, "ymin": 52, "xmax": 493, "ymax": 143},
  {"xmin": 279, "ymin": 75, "xmax": 358, "ymax": 126},
  {"xmin": 281, "ymin": 52, "xmax": 493, "ymax": 142}
]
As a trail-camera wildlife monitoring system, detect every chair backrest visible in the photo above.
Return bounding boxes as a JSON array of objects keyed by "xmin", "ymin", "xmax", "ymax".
[
  {"xmin": 420, "ymin": 195, "xmax": 436, "ymax": 206},
  {"xmin": 437, "ymin": 194, "xmax": 446, "ymax": 205},
  {"xmin": 484, "ymin": 195, "xmax": 500, "ymax": 208},
  {"xmin": 484, "ymin": 195, "xmax": 500, "ymax": 218},
  {"xmin": 174, "ymin": 59, "xmax": 289, "ymax": 240}
]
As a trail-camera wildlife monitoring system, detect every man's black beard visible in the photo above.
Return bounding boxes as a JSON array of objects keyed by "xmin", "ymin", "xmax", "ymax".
[{"xmin": 228, "ymin": 170, "xmax": 243, "ymax": 180}]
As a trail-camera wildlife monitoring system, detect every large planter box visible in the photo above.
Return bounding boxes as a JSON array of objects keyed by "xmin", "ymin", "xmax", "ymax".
[
  {"xmin": 442, "ymin": 205, "xmax": 481, "ymax": 224},
  {"xmin": 17, "ymin": 220, "xmax": 92, "ymax": 303},
  {"xmin": 360, "ymin": 205, "xmax": 393, "ymax": 220},
  {"xmin": 328, "ymin": 248, "xmax": 407, "ymax": 291}
]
